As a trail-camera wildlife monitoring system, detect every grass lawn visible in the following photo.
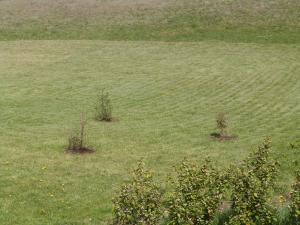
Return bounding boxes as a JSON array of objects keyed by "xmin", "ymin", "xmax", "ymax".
[
  {"xmin": 1, "ymin": 0, "xmax": 299, "ymax": 43},
  {"xmin": 0, "ymin": 40, "xmax": 299, "ymax": 224}
]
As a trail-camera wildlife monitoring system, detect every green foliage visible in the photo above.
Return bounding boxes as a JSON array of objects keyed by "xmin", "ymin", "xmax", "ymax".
[
  {"xmin": 290, "ymin": 171, "xmax": 300, "ymax": 223},
  {"xmin": 95, "ymin": 89, "xmax": 113, "ymax": 122},
  {"xmin": 227, "ymin": 138, "xmax": 279, "ymax": 225},
  {"xmin": 216, "ymin": 113, "xmax": 229, "ymax": 137},
  {"xmin": 167, "ymin": 159, "xmax": 226, "ymax": 225},
  {"xmin": 113, "ymin": 161, "xmax": 162, "ymax": 225}
]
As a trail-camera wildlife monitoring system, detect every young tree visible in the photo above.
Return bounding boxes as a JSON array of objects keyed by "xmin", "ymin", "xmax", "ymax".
[
  {"xmin": 95, "ymin": 89, "xmax": 112, "ymax": 121},
  {"xmin": 67, "ymin": 113, "xmax": 93, "ymax": 153},
  {"xmin": 216, "ymin": 112, "xmax": 229, "ymax": 137}
]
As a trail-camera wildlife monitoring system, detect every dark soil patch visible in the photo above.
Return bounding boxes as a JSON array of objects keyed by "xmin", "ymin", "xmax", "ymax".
[
  {"xmin": 99, "ymin": 117, "xmax": 119, "ymax": 122},
  {"xmin": 65, "ymin": 147, "xmax": 95, "ymax": 154},
  {"xmin": 210, "ymin": 132, "xmax": 237, "ymax": 141}
]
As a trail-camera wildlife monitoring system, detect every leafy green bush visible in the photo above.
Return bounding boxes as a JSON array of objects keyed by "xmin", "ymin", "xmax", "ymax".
[
  {"xmin": 95, "ymin": 89, "xmax": 113, "ymax": 121},
  {"xmin": 113, "ymin": 161, "xmax": 162, "ymax": 225},
  {"xmin": 290, "ymin": 171, "xmax": 300, "ymax": 224},
  {"xmin": 227, "ymin": 138, "xmax": 279, "ymax": 225},
  {"xmin": 167, "ymin": 159, "xmax": 226, "ymax": 225}
]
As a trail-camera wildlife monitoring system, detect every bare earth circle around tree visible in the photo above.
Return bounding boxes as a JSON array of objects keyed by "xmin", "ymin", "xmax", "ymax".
[
  {"xmin": 65, "ymin": 147, "xmax": 95, "ymax": 154},
  {"xmin": 210, "ymin": 132, "xmax": 238, "ymax": 141}
]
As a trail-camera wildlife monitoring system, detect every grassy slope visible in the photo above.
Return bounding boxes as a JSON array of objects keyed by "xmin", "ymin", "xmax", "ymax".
[
  {"xmin": 0, "ymin": 0, "xmax": 299, "ymax": 224},
  {"xmin": 0, "ymin": 0, "xmax": 299, "ymax": 43},
  {"xmin": 0, "ymin": 40, "xmax": 299, "ymax": 224}
]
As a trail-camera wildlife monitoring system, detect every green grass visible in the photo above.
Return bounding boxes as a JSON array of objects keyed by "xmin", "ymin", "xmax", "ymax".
[
  {"xmin": 0, "ymin": 40, "xmax": 299, "ymax": 224},
  {"xmin": 2, "ymin": 24, "xmax": 299, "ymax": 44},
  {"xmin": 0, "ymin": 1, "xmax": 299, "ymax": 224},
  {"xmin": 0, "ymin": 0, "xmax": 300, "ymax": 43}
]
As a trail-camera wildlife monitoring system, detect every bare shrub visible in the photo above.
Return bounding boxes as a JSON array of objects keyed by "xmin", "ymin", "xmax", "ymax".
[
  {"xmin": 66, "ymin": 113, "xmax": 93, "ymax": 153},
  {"xmin": 95, "ymin": 89, "xmax": 112, "ymax": 122}
]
